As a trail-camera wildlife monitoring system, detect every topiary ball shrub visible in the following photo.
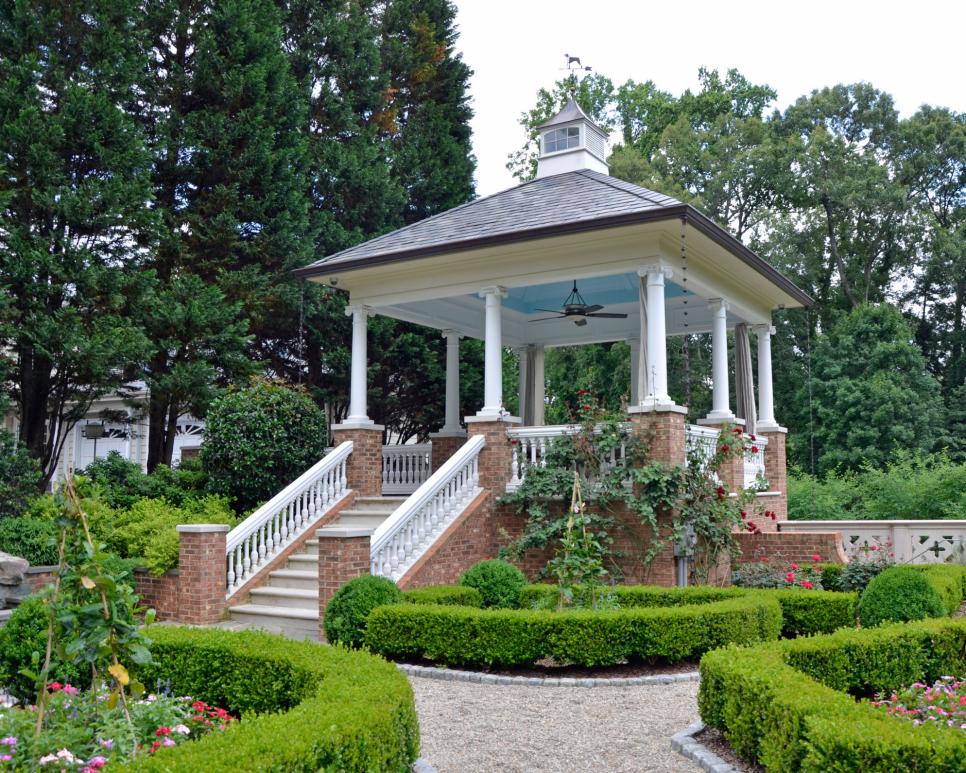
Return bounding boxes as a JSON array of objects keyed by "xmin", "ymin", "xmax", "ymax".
[
  {"xmin": 202, "ymin": 379, "xmax": 328, "ymax": 512},
  {"xmin": 858, "ymin": 566, "xmax": 946, "ymax": 627},
  {"xmin": 324, "ymin": 575, "xmax": 403, "ymax": 648},
  {"xmin": 458, "ymin": 559, "xmax": 527, "ymax": 609}
]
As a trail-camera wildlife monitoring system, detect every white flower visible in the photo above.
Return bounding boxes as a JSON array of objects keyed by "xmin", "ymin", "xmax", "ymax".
[
  {"xmin": 39, "ymin": 754, "xmax": 58, "ymax": 765},
  {"xmin": 173, "ymin": 724, "xmax": 190, "ymax": 735},
  {"xmin": 56, "ymin": 749, "xmax": 76, "ymax": 762}
]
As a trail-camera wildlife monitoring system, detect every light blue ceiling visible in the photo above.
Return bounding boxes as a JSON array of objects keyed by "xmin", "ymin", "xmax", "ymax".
[{"xmin": 497, "ymin": 272, "xmax": 686, "ymax": 315}]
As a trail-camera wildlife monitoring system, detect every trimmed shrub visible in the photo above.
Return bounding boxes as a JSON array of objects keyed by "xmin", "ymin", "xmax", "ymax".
[
  {"xmin": 0, "ymin": 516, "xmax": 58, "ymax": 565},
  {"xmin": 202, "ymin": 380, "xmax": 329, "ymax": 512},
  {"xmin": 908, "ymin": 564, "xmax": 966, "ymax": 615},
  {"xmin": 80, "ymin": 452, "xmax": 206, "ymax": 509},
  {"xmin": 403, "ymin": 585, "xmax": 483, "ymax": 607},
  {"xmin": 699, "ymin": 618, "xmax": 966, "ymax": 770},
  {"xmin": 324, "ymin": 575, "xmax": 404, "ymax": 648},
  {"xmin": 0, "ymin": 430, "xmax": 42, "ymax": 519},
  {"xmin": 859, "ymin": 566, "xmax": 946, "ymax": 627},
  {"xmin": 365, "ymin": 594, "xmax": 781, "ymax": 667},
  {"xmin": 459, "ymin": 559, "xmax": 527, "ymax": 609},
  {"xmin": 123, "ymin": 626, "xmax": 418, "ymax": 771},
  {"xmin": 817, "ymin": 562, "xmax": 845, "ymax": 592},
  {"xmin": 0, "ymin": 596, "xmax": 86, "ymax": 700},
  {"xmin": 519, "ymin": 584, "xmax": 856, "ymax": 637}
]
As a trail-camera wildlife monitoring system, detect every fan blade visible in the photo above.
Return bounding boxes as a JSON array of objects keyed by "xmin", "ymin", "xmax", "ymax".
[
  {"xmin": 533, "ymin": 308, "xmax": 565, "ymax": 314},
  {"xmin": 585, "ymin": 312, "xmax": 628, "ymax": 319},
  {"xmin": 529, "ymin": 315, "xmax": 565, "ymax": 322},
  {"xmin": 582, "ymin": 304, "xmax": 603, "ymax": 313}
]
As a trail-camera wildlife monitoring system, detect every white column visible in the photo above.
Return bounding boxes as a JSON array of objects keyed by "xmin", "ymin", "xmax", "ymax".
[
  {"xmin": 754, "ymin": 324, "xmax": 779, "ymax": 430},
  {"xmin": 441, "ymin": 330, "xmax": 462, "ymax": 433},
  {"xmin": 704, "ymin": 299, "xmax": 735, "ymax": 422},
  {"xmin": 628, "ymin": 337, "xmax": 640, "ymax": 405},
  {"xmin": 639, "ymin": 264, "xmax": 672, "ymax": 405},
  {"xmin": 516, "ymin": 345, "xmax": 529, "ymax": 422},
  {"xmin": 345, "ymin": 305, "xmax": 373, "ymax": 424},
  {"xmin": 477, "ymin": 286, "xmax": 508, "ymax": 418},
  {"xmin": 532, "ymin": 344, "xmax": 546, "ymax": 426}
]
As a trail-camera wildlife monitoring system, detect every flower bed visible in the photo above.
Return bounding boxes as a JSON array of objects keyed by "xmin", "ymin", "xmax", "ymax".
[
  {"xmin": 116, "ymin": 626, "xmax": 418, "ymax": 771},
  {"xmin": 0, "ymin": 684, "xmax": 233, "ymax": 770},
  {"xmin": 698, "ymin": 618, "xmax": 966, "ymax": 770},
  {"xmin": 365, "ymin": 592, "xmax": 781, "ymax": 667}
]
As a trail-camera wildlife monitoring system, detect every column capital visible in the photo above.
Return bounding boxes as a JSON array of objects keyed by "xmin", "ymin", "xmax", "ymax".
[
  {"xmin": 344, "ymin": 304, "xmax": 373, "ymax": 318},
  {"xmin": 753, "ymin": 324, "xmax": 776, "ymax": 336},
  {"xmin": 441, "ymin": 328, "xmax": 463, "ymax": 341},
  {"xmin": 478, "ymin": 285, "xmax": 508, "ymax": 299},
  {"xmin": 708, "ymin": 298, "xmax": 729, "ymax": 313},
  {"xmin": 637, "ymin": 262, "xmax": 673, "ymax": 281}
]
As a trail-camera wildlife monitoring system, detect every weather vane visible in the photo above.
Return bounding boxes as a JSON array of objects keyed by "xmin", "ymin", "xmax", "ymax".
[{"xmin": 563, "ymin": 53, "xmax": 592, "ymax": 80}]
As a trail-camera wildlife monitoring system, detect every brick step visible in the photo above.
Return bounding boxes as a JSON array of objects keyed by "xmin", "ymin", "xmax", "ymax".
[
  {"xmin": 267, "ymin": 568, "xmax": 318, "ymax": 590},
  {"xmin": 248, "ymin": 586, "xmax": 318, "ymax": 610},
  {"xmin": 227, "ymin": 603, "xmax": 318, "ymax": 640}
]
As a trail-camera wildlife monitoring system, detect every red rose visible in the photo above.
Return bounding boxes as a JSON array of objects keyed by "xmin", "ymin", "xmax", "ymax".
[
  {"xmin": 811, "ymin": 554, "xmax": 821, "ymax": 562},
  {"xmin": 720, "ymin": 443, "xmax": 729, "ymax": 453},
  {"xmin": 48, "ymin": 682, "xmax": 63, "ymax": 692},
  {"xmin": 750, "ymin": 434, "xmax": 757, "ymax": 441},
  {"xmin": 578, "ymin": 389, "xmax": 587, "ymax": 395},
  {"xmin": 802, "ymin": 580, "xmax": 813, "ymax": 590},
  {"xmin": 732, "ymin": 427, "xmax": 742, "ymax": 435},
  {"xmin": 785, "ymin": 572, "xmax": 794, "ymax": 582},
  {"xmin": 790, "ymin": 563, "xmax": 799, "ymax": 570},
  {"xmin": 156, "ymin": 727, "xmax": 171, "ymax": 737},
  {"xmin": 740, "ymin": 510, "xmax": 747, "ymax": 518},
  {"xmin": 751, "ymin": 445, "xmax": 759, "ymax": 453},
  {"xmin": 716, "ymin": 486, "xmax": 726, "ymax": 498},
  {"xmin": 870, "ymin": 545, "xmax": 878, "ymax": 551},
  {"xmin": 582, "ymin": 405, "xmax": 591, "ymax": 411}
]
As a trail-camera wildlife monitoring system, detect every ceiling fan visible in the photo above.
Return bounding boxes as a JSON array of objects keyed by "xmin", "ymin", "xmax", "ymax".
[{"xmin": 530, "ymin": 280, "xmax": 629, "ymax": 327}]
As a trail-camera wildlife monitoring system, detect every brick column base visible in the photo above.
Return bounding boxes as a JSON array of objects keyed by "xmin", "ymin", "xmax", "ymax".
[
  {"xmin": 332, "ymin": 424, "xmax": 384, "ymax": 497},
  {"xmin": 429, "ymin": 431, "xmax": 468, "ymax": 469},
  {"xmin": 175, "ymin": 524, "xmax": 229, "ymax": 625},
  {"xmin": 318, "ymin": 527, "xmax": 372, "ymax": 640},
  {"xmin": 465, "ymin": 417, "xmax": 518, "ymax": 493},
  {"xmin": 626, "ymin": 405, "xmax": 687, "ymax": 467},
  {"xmin": 759, "ymin": 429, "xmax": 788, "ymax": 522}
]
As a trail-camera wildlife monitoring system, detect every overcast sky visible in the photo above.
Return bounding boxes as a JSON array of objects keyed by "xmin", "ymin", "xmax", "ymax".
[{"xmin": 453, "ymin": 0, "xmax": 965, "ymax": 197}]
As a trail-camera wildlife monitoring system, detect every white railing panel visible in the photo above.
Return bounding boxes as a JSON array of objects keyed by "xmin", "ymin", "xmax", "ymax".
[
  {"xmin": 685, "ymin": 425, "xmax": 720, "ymax": 471},
  {"xmin": 780, "ymin": 520, "xmax": 966, "ymax": 565},
  {"xmin": 225, "ymin": 441, "xmax": 352, "ymax": 597},
  {"xmin": 743, "ymin": 435, "xmax": 768, "ymax": 490},
  {"xmin": 382, "ymin": 443, "xmax": 432, "ymax": 495},
  {"xmin": 371, "ymin": 435, "xmax": 484, "ymax": 581},
  {"xmin": 506, "ymin": 424, "xmax": 628, "ymax": 491}
]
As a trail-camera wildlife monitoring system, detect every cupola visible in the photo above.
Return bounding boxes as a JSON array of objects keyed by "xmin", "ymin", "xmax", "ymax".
[{"xmin": 534, "ymin": 97, "xmax": 609, "ymax": 179}]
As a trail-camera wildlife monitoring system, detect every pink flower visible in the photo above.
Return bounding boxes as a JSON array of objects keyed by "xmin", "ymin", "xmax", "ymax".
[
  {"xmin": 790, "ymin": 563, "xmax": 800, "ymax": 570},
  {"xmin": 786, "ymin": 572, "xmax": 795, "ymax": 582},
  {"xmin": 811, "ymin": 554, "xmax": 821, "ymax": 562},
  {"xmin": 870, "ymin": 545, "xmax": 878, "ymax": 551},
  {"xmin": 63, "ymin": 684, "xmax": 78, "ymax": 696},
  {"xmin": 802, "ymin": 580, "xmax": 813, "ymax": 589},
  {"xmin": 0, "ymin": 755, "xmax": 11, "ymax": 762},
  {"xmin": 162, "ymin": 738, "xmax": 176, "ymax": 747},
  {"xmin": 156, "ymin": 727, "xmax": 171, "ymax": 737},
  {"xmin": 0, "ymin": 738, "xmax": 16, "ymax": 747},
  {"xmin": 87, "ymin": 757, "xmax": 107, "ymax": 769},
  {"xmin": 48, "ymin": 682, "xmax": 63, "ymax": 692}
]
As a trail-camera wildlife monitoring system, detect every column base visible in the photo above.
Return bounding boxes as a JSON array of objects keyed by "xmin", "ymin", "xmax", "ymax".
[
  {"xmin": 465, "ymin": 413, "xmax": 522, "ymax": 425},
  {"xmin": 430, "ymin": 428, "xmax": 468, "ymax": 438},
  {"xmin": 333, "ymin": 420, "xmax": 384, "ymax": 431},
  {"xmin": 628, "ymin": 400, "xmax": 688, "ymax": 415},
  {"xmin": 755, "ymin": 421, "xmax": 787, "ymax": 434},
  {"xmin": 697, "ymin": 414, "xmax": 742, "ymax": 426}
]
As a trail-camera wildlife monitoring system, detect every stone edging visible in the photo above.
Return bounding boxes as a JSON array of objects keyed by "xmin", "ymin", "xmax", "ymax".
[
  {"xmin": 397, "ymin": 662, "xmax": 700, "ymax": 687},
  {"xmin": 671, "ymin": 721, "xmax": 740, "ymax": 772},
  {"xmin": 412, "ymin": 757, "xmax": 437, "ymax": 773}
]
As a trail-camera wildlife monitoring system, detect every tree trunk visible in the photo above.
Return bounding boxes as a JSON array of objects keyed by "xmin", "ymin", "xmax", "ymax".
[{"xmin": 146, "ymin": 391, "xmax": 168, "ymax": 473}]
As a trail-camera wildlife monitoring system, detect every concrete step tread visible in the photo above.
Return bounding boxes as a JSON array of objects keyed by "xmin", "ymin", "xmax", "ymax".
[
  {"xmin": 269, "ymin": 568, "xmax": 318, "ymax": 580},
  {"xmin": 354, "ymin": 496, "xmax": 408, "ymax": 504},
  {"xmin": 229, "ymin": 604, "xmax": 318, "ymax": 621},
  {"xmin": 339, "ymin": 508, "xmax": 396, "ymax": 517},
  {"xmin": 250, "ymin": 586, "xmax": 318, "ymax": 600},
  {"xmin": 286, "ymin": 553, "xmax": 318, "ymax": 562}
]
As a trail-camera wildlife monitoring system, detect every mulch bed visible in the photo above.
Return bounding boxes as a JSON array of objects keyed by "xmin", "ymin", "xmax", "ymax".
[
  {"xmin": 397, "ymin": 656, "xmax": 700, "ymax": 679},
  {"xmin": 693, "ymin": 726, "xmax": 762, "ymax": 772}
]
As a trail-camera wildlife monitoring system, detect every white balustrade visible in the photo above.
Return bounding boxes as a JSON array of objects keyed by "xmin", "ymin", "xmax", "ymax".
[
  {"xmin": 371, "ymin": 435, "xmax": 484, "ymax": 581},
  {"xmin": 780, "ymin": 520, "xmax": 966, "ymax": 565},
  {"xmin": 743, "ymin": 435, "xmax": 769, "ymax": 490},
  {"xmin": 225, "ymin": 441, "xmax": 352, "ymax": 596},
  {"xmin": 685, "ymin": 425, "xmax": 720, "ymax": 471},
  {"xmin": 506, "ymin": 424, "xmax": 627, "ymax": 491},
  {"xmin": 382, "ymin": 443, "xmax": 432, "ymax": 495}
]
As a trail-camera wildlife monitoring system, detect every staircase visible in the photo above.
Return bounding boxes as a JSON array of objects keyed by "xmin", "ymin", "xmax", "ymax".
[{"xmin": 227, "ymin": 497, "xmax": 406, "ymax": 639}]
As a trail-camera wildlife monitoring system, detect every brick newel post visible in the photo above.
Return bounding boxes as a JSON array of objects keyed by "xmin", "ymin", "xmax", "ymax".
[
  {"xmin": 175, "ymin": 524, "xmax": 229, "ymax": 625},
  {"xmin": 331, "ymin": 425, "xmax": 384, "ymax": 497},
  {"xmin": 428, "ymin": 432, "xmax": 468, "ymax": 469},
  {"xmin": 465, "ymin": 418, "xmax": 516, "ymax": 493},
  {"xmin": 760, "ymin": 429, "xmax": 788, "ymax": 522},
  {"xmin": 318, "ymin": 527, "xmax": 372, "ymax": 640},
  {"xmin": 696, "ymin": 423, "xmax": 745, "ymax": 496}
]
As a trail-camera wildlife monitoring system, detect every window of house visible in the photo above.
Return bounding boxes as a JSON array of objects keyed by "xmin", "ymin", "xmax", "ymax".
[{"xmin": 544, "ymin": 126, "xmax": 580, "ymax": 153}]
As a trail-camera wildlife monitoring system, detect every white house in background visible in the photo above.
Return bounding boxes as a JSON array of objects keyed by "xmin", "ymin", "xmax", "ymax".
[{"xmin": 2, "ymin": 382, "xmax": 204, "ymax": 483}]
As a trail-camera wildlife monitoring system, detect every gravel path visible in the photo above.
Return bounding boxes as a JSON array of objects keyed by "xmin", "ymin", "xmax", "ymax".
[{"xmin": 410, "ymin": 675, "xmax": 703, "ymax": 772}]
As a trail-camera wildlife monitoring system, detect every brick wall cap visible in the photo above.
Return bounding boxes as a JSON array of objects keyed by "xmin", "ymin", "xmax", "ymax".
[
  {"xmin": 627, "ymin": 402, "xmax": 688, "ymax": 415},
  {"xmin": 755, "ymin": 491, "xmax": 783, "ymax": 498},
  {"xmin": 464, "ymin": 414, "xmax": 522, "ymax": 424},
  {"xmin": 428, "ymin": 430, "xmax": 468, "ymax": 438},
  {"xmin": 332, "ymin": 421, "xmax": 385, "ymax": 432},
  {"xmin": 176, "ymin": 524, "xmax": 230, "ymax": 533},
  {"xmin": 316, "ymin": 527, "xmax": 374, "ymax": 538}
]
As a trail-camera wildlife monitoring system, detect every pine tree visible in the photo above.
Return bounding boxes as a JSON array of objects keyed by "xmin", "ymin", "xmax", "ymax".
[{"xmin": 0, "ymin": 0, "xmax": 156, "ymax": 486}]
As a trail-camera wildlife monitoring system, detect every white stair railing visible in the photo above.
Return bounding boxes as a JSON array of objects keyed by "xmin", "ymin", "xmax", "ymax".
[
  {"xmin": 370, "ymin": 435, "xmax": 484, "ymax": 581},
  {"xmin": 225, "ymin": 441, "xmax": 352, "ymax": 597},
  {"xmin": 382, "ymin": 443, "xmax": 432, "ymax": 495}
]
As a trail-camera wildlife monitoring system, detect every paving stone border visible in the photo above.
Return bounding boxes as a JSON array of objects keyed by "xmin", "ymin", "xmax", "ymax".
[
  {"xmin": 671, "ymin": 721, "xmax": 741, "ymax": 773},
  {"xmin": 412, "ymin": 757, "xmax": 437, "ymax": 773},
  {"xmin": 397, "ymin": 662, "xmax": 700, "ymax": 687}
]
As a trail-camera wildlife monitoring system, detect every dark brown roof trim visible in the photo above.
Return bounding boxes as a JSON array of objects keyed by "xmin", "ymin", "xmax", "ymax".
[{"xmin": 293, "ymin": 205, "xmax": 814, "ymax": 308}]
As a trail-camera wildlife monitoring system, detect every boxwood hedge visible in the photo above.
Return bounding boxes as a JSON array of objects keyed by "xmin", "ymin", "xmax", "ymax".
[
  {"xmin": 698, "ymin": 618, "xmax": 966, "ymax": 771},
  {"xmin": 403, "ymin": 584, "xmax": 483, "ymax": 607},
  {"xmin": 365, "ymin": 593, "xmax": 781, "ymax": 667},
  {"xmin": 517, "ymin": 584, "xmax": 857, "ymax": 638},
  {"xmin": 121, "ymin": 626, "xmax": 418, "ymax": 772}
]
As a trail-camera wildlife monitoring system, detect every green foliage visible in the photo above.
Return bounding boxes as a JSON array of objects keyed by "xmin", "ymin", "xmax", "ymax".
[
  {"xmin": 816, "ymin": 563, "xmax": 845, "ymax": 592},
  {"xmin": 0, "ymin": 431, "xmax": 42, "ymax": 518},
  {"xmin": 201, "ymin": 380, "xmax": 328, "ymax": 512},
  {"xmin": 907, "ymin": 564, "xmax": 966, "ymax": 616},
  {"xmin": 0, "ymin": 596, "xmax": 85, "ymax": 701},
  {"xmin": 838, "ymin": 552, "xmax": 895, "ymax": 593},
  {"xmin": 80, "ymin": 452, "xmax": 207, "ymax": 509},
  {"xmin": 403, "ymin": 585, "xmax": 482, "ymax": 607},
  {"xmin": 758, "ymin": 588, "xmax": 857, "ymax": 638},
  {"xmin": 0, "ymin": 516, "xmax": 58, "ymax": 565},
  {"xmin": 323, "ymin": 575, "xmax": 404, "ymax": 648},
  {"xmin": 124, "ymin": 626, "xmax": 418, "ymax": 771},
  {"xmin": 366, "ymin": 594, "xmax": 781, "ymax": 667},
  {"xmin": 698, "ymin": 618, "xmax": 966, "ymax": 771},
  {"xmin": 458, "ymin": 559, "xmax": 527, "ymax": 609},
  {"xmin": 95, "ymin": 496, "xmax": 236, "ymax": 576},
  {"xmin": 789, "ymin": 452, "xmax": 966, "ymax": 520},
  {"xmin": 858, "ymin": 567, "xmax": 947, "ymax": 627}
]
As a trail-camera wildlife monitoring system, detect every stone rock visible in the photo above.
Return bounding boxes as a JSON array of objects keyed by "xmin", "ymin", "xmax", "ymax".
[{"xmin": 0, "ymin": 552, "xmax": 28, "ymax": 586}]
